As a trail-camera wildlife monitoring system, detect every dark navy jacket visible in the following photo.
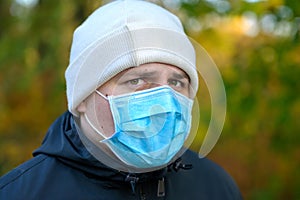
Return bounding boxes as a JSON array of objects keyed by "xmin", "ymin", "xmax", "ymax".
[{"xmin": 0, "ymin": 112, "xmax": 243, "ymax": 199}]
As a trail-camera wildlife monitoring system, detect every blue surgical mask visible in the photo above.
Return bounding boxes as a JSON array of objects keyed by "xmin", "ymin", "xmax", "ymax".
[{"xmin": 85, "ymin": 86, "xmax": 193, "ymax": 169}]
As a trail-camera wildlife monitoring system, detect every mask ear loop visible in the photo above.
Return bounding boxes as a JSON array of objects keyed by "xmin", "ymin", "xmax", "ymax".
[
  {"xmin": 84, "ymin": 113, "xmax": 108, "ymax": 141},
  {"xmin": 84, "ymin": 90, "xmax": 110, "ymax": 140},
  {"xmin": 95, "ymin": 90, "xmax": 109, "ymax": 100}
]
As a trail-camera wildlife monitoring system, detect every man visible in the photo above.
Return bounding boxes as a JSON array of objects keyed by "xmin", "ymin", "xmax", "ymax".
[{"xmin": 0, "ymin": 0, "xmax": 242, "ymax": 199}]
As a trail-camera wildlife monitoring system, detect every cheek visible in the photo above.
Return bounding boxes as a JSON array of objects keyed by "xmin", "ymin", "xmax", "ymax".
[
  {"xmin": 94, "ymin": 96, "xmax": 115, "ymax": 136},
  {"xmin": 95, "ymin": 97, "xmax": 108, "ymax": 111}
]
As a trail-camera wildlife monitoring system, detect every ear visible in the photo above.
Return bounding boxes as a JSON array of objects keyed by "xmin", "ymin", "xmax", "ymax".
[{"xmin": 76, "ymin": 101, "xmax": 87, "ymax": 113}]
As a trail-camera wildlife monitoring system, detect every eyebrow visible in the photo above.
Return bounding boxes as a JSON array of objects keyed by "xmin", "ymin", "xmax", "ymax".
[
  {"xmin": 118, "ymin": 68, "xmax": 190, "ymax": 82},
  {"xmin": 120, "ymin": 70, "xmax": 157, "ymax": 78},
  {"xmin": 171, "ymin": 71, "xmax": 189, "ymax": 81},
  {"xmin": 136, "ymin": 71, "xmax": 157, "ymax": 77}
]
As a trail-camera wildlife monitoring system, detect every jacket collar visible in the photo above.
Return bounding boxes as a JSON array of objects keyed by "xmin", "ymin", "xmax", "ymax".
[{"xmin": 33, "ymin": 111, "xmax": 170, "ymax": 183}]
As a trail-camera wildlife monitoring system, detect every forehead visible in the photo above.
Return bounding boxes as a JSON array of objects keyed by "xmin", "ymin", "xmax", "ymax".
[{"xmin": 111, "ymin": 63, "xmax": 189, "ymax": 81}]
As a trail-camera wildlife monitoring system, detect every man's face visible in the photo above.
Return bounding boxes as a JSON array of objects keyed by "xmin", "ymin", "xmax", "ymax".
[{"xmin": 77, "ymin": 63, "xmax": 191, "ymax": 138}]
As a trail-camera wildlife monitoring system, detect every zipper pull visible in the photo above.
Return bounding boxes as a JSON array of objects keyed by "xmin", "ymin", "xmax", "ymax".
[
  {"xmin": 157, "ymin": 177, "xmax": 165, "ymax": 197},
  {"xmin": 125, "ymin": 174, "xmax": 139, "ymax": 194}
]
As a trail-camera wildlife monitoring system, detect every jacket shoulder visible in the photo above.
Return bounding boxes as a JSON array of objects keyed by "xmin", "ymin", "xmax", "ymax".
[
  {"xmin": 0, "ymin": 155, "xmax": 47, "ymax": 190},
  {"xmin": 176, "ymin": 150, "xmax": 243, "ymax": 199},
  {"xmin": 182, "ymin": 150, "xmax": 234, "ymax": 179}
]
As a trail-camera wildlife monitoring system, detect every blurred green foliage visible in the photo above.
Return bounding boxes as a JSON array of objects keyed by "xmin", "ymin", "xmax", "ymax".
[{"xmin": 0, "ymin": 0, "xmax": 299, "ymax": 199}]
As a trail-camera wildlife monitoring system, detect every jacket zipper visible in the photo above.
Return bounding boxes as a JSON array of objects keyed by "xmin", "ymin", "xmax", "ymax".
[
  {"xmin": 157, "ymin": 177, "xmax": 165, "ymax": 197},
  {"xmin": 125, "ymin": 174, "xmax": 139, "ymax": 194}
]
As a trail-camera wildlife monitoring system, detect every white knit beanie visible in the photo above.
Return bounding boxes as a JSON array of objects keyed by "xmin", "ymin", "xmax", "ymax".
[{"xmin": 65, "ymin": 0, "xmax": 199, "ymax": 116}]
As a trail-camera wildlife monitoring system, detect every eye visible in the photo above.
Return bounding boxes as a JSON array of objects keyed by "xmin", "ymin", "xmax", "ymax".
[
  {"xmin": 168, "ymin": 79, "xmax": 184, "ymax": 87},
  {"xmin": 128, "ymin": 78, "xmax": 145, "ymax": 86}
]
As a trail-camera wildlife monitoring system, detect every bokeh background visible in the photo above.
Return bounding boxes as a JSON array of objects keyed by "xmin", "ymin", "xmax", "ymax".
[{"xmin": 0, "ymin": 0, "xmax": 299, "ymax": 199}]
